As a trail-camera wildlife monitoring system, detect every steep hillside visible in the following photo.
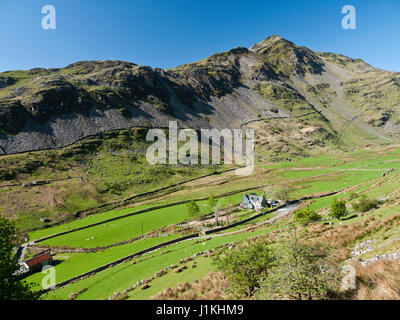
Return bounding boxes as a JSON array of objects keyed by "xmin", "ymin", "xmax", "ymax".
[{"xmin": 0, "ymin": 35, "xmax": 399, "ymax": 154}]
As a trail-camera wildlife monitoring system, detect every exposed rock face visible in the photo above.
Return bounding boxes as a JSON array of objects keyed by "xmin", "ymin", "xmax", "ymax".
[
  {"xmin": 22, "ymin": 79, "xmax": 91, "ymax": 122},
  {"xmin": 1, "ymin": 35, "xmax": 400, "ymax": 154},
  {"xmin": 0, "ymin": 76, "xmax": 15, "ymax": 88},
  {"xmin": 0, "ymin": 101, "xmax": 27, "ymax": 134}
]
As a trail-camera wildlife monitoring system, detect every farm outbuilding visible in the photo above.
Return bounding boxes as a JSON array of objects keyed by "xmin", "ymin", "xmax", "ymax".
[{"xmin": 23, "ymin": 249, "xmax": 53, "ymax": 273}]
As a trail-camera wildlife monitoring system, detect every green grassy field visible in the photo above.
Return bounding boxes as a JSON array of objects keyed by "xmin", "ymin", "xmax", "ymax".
[
  {"xmin": 25, "ymin": 234, "xmax": 182, "ymax": 290},
  {"xmin": 31, "ymin": 192, "xmax": 247, "ymax": 248},
  {"xmin": 39, "ymin": 203, "xmax": 196, "ymax": 248},
  {"xmin": 43, "ymin": 228, "xmax": 272, "ymax": 300},
  {"xmin": 28, "ymin": 204, "xmax": 155, "ymax": 241}
]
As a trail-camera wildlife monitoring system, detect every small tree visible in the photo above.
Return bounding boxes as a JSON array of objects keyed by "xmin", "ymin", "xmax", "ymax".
[
  {"xmin": 207, "ymin": 195, "xmax": 218, "ymax": 211},
  {"xmin": 214, "ymin": 204, "xmax": 222, "ymax": 226},
  {"xmin": 0, "ymin": 216, "xmax": 38, "ymax": 300},
  {"xmin": 225, "ymin": 198, "xmax": 233, "ymax": 225},
  {"xmin": 273, "ymin": 186, "xmax": 291, "ymax": 202},
  {"xmin": 207, "ymin": 195, "xmax": 220, "ymax": 224},
  {"xmin": 214, "ymin": 241, "xmax": 276, "ymax": 297},
  {"xmin": 186, "ymin": 201, "xmax": 200, "ymax": 218},
  {"xmin": 258, "ymin": 238, "xmax": 341, "ymax": 300},
  {"xmin": 295, "ymin": 208, "xmax": 321, "ymax": 225},
  {"xmin": 330, "ymin": 198, "xmax": 347, "ymax": 219}
]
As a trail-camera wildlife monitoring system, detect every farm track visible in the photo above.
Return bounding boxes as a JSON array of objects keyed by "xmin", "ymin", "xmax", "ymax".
[
  {"xmin": 334, "ymin": 115, "xmax": 359, "ymax": 145},
  {"xmin": 0, "ymin": 176, "xmax": 79, "ymax": 188},
  {"xmin": 326, "ymin": 168, "xmax": 393, "ymax": 171},
  {"xmin": 239, "ymin": 111, "xmax": 318, "ymax": 129},
  {"xmin": 201, "ymin": 203, "xmax": 301, "ymax": 238}
]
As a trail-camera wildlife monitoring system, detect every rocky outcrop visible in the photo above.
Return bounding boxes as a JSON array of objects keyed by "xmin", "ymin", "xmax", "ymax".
[{"xmin": 348, "ymin": 239, "xmax": 400, "ymax": 266}]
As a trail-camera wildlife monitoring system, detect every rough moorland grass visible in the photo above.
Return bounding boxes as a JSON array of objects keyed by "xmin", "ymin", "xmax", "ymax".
[
  {"xmin": 353, "ymin": 260, "xmax": 400, "ymax": 300},
  {"xmin": 63, "ymin": 193, "xmax": 100, "ymax": 213},
  {"xmin": 353, "ymin": 214, "xmax": 400, "ymax": 260},
  {"xmin": 352, "ymin": 196, "xmax": 383, "ymax": 213}
]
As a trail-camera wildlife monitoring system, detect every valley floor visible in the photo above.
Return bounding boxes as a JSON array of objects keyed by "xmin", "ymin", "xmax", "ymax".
[{"xmin": 15, "ymin": 144, "xmax": 400, "ymax": 300}]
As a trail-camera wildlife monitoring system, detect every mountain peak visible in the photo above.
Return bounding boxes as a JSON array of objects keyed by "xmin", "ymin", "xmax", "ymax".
[
  {"xmin": 249, "ymin": 35, "xmax": 289, "ymax": 52},
  {"xmin": 249, "ymin": 35, "xmax": 325, "ymax": 76}
]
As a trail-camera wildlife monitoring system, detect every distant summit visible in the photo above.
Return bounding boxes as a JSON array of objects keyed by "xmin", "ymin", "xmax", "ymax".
[{"xmin": 249, "ymin": 35, "xmax": 284, "ymax": 51}]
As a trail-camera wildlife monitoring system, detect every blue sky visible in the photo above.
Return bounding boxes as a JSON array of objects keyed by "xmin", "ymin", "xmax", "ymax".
[{"xmin": 0, "ymin": 0, "xmax": 399, "ymax": 72}]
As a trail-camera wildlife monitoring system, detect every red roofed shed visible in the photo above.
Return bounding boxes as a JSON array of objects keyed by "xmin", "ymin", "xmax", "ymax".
[{"xmin": 24, "ymin": 249, "xmax": 53, "ymax": 272}]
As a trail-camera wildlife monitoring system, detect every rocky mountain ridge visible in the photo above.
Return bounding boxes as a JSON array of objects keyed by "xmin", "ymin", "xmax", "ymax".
[{"xmin": 1, "ymin": 35, "xmax": 399, "ymax": 154}]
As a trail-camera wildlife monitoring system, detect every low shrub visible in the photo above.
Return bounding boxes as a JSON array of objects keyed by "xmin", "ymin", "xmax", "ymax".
[
  {"xmin": 348, "ymin": 192, "xmax": 359, "ymax": 200},
  {"xmin": 352, "ymin": 196, "xmax": 382, "ymax": 213},
  {"xmin": 295, "ymin": 208, "xmax": 321, "ymax": 225}
]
